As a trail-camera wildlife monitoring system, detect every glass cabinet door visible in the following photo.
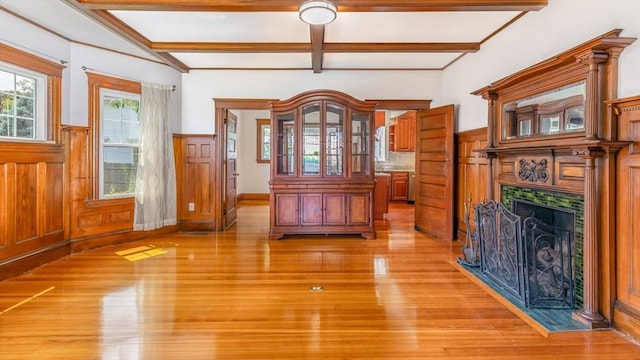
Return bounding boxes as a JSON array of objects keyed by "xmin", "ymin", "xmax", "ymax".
[
  {"xmin": 325, "ymin": 103, "xmax": 344, "ymax": 177},
  {"xmin": 275, "ymin": 112, "xmax": 295, "ymax": 176},
  {"xmin": 351, "ymin": 112, "xmax": 370, "ymax": 176},
  {"xmin": 302, "ymin": 103, "xmax": 321, "ymax": 176}
]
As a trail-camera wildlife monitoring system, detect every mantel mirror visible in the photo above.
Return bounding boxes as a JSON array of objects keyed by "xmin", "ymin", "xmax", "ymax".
[{"xmin": 501, "ymin": 80, "xmax": 586, "ymax": 140}]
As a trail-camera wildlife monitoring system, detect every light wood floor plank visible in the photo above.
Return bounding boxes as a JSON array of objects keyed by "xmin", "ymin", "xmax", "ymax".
[{"xmin": 0, "ymin": 201, "xmax": 638, "ymax": 359}]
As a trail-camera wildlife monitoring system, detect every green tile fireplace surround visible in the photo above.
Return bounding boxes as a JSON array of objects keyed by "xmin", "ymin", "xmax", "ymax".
[{"xmin": 502, "ymin": 185, "xmax": 585, "ymax": 309}]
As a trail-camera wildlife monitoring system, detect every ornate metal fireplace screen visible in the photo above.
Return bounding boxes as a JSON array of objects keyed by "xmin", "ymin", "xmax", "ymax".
[{"xmin": 470, "ymin": 200, "xmax": 575, "ymax": 309}]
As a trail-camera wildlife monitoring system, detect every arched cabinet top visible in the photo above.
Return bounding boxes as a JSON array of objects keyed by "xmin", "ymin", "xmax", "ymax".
[{"xmin": 271, "ymin": 89, "xmax": 378, "ymax": 113}]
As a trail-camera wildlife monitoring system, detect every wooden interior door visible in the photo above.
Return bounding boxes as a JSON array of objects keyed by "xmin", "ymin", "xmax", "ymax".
[
  {"xmin": 414, "ymin": 104, "xmax": 455, "ymax": 240},
  {"xmin": 224, "ymin": 110, "xmax": 238, "ymax": 228}
]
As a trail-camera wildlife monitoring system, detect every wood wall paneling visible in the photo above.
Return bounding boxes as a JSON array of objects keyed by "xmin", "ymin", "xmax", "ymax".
[
  {"xmin": 0, "ymin": 142, "xmax": 67, "ymax": 281},
  {"xmin": 611, "ymin": 96, "xmax": 640, "ymax": 342},
  {"xmin": 455, "ymin": 128, "xmax": 489, "ymax": 240}
]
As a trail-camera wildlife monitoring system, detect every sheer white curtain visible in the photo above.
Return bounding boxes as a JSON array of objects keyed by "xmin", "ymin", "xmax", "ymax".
[{"xmin": 133, "ymin": 83, "xmax": 177, "ymax": 231}]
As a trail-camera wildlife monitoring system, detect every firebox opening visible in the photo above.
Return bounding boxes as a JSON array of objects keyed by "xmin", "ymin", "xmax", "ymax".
[{"xmin": 513, "ymin": 200, "xmax": 576, "ymax": 309}]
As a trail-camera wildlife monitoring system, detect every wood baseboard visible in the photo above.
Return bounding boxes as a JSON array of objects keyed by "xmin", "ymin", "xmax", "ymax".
[
  {"xmin": 70, "ymin": 224, "xmax": 180, "ymax": 252},
  {"xmin": 0, "ymin": 243, "xmax": 70, "ymax": 281},
  {"xmin": 238, "ymin": 193, "xmax": 269, "ymax": 201},
  {"xmin": 613, "ymin": 301, "xmax": 640, "ymax": 344}
]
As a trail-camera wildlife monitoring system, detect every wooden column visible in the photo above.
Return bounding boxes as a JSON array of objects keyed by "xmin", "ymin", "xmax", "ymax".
[
  {"xmin": 484, "ymin": 91, "xmax": 498, "ymax": 200},
  {"xmin": 578, "ymin": 51, "xmax": 608, "ymax": 140},
  {"xmin": 572, "ymin": 147, "xmax": 608, "ymax": 328}
]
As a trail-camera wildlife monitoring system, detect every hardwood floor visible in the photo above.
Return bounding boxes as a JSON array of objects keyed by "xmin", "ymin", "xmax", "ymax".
[{"xmin": 1, "ymin": 201, "xmax": 639, "ymax": 359}]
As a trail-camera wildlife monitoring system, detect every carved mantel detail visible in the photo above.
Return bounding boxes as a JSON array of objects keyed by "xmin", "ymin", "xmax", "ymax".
[
  {"xmin": 518, "ymin": 158, "xmax": 549, "ymax": 182},
  {"xmin": 472, "ymin": 30, "xmax": 636, "ymax": 330}
]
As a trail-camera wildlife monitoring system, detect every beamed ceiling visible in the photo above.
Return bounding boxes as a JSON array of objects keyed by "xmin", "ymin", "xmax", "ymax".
[{"xmin": 1, "ymin": 0, "xmax": 548, "ymax": 73}]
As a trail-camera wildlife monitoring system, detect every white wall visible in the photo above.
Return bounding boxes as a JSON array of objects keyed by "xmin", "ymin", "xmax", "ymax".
[
  {"xmin": 442, "ymin": 0, "xmax": 640, "ymax": 132},
  {"xmin": 181, "ymin": 70, "xmax": 442, "ymax": 134},
  {"xmin": 68, "ymin": 44, "xmax": 182, "ymax": 131},
  {"xmin": 1, "ymin": 10, "xmax": 72, "ymax": 127},
  {"xmin": 1, "ymin": 10, "xmax": 183, "ymax": 131},
  {"xmin": 182, "ymin": 71, "xmax": 442, "ymax": 194},
  {"xmin": 233, "ymin": 110, "xmax": 271, "ymax": 194}
]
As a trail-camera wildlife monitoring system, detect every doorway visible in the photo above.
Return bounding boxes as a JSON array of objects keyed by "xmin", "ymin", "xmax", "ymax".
[
  {"xmin": 214, "ymin": 99, "xmax": 276, "ymax": 231},
  {"xmin": 213, "ymin": 98, "xmax": 454, "ymax": 239}
]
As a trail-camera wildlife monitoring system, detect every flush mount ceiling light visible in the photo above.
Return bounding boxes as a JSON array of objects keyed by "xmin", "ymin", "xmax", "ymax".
[{"xmin": 299, "ymin": 0, "xmax": 337, "ymax": 25}]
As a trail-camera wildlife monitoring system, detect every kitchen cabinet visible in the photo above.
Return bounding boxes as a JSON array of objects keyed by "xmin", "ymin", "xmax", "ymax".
[
  {"xmin": 389, "ymin": 111, "xmax": 416, "ymax": 152},
  {"xmin": 269, "ymin": 90, "xmax": 377, "ymax": 239},
  {"xmin": 389, "ymin": 171, "xmax": 409, "ymax": 201},
  {"xmin": 374, "ymin": 173, "xmax": 390, "ymax": 219}
]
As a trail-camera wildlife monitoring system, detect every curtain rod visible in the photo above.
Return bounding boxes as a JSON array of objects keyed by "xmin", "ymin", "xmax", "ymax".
[
  {"xmin": 81, "ymin": 65, "xmax": 176, "ymax": 91},
  {"xmin": 1, "ymin": 38, "xmax": 68, "ymax": 66}
]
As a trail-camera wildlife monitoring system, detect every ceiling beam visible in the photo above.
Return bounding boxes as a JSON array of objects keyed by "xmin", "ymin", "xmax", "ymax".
[
  {"xmin": 150, "ymin": 42, "xmax": 479, "ymax": 53},
  {"xmin": 76, "ymin": 0, "xmax": 548, "ymax": 12},
  {"xmin": 151, "ymin": 42, "xmax": 312, "ymax": 53},
  {"xmin": 323, "ymin": 43, "xmax": 480, "ymax": 53},
  {"xmin": 310, "ymin": 25, "xmax": 325, "ymax": 73},
  {"xmin": 62, "ymin": 0, "xmax": 189, "ymax": 72}
]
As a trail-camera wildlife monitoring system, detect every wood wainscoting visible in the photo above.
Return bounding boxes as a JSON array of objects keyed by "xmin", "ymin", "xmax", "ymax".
[
  {"xmin": 0, "ymin": 141, "xmax": 67, "ymax": 281},
  {"xmin": 63, "ymin": 126, "xmax": 179, "ymax": 252},
  {"xmin": 455, "ymin": 128, "xmax": 490, "ymax": 241},
  {"xmin": 610, "ymin": 95, "xmax": 640, "ymax": 343}
]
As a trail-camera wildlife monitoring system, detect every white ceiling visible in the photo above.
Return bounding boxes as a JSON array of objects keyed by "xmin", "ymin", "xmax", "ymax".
[{"xmin": 0, "ymin": 0, "xmax": 548, "ymax": 73}]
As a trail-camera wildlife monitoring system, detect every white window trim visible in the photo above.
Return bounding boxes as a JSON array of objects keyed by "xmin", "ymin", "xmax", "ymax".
[
  {"xmin": 99, "ymin": 88, "xmax": 141, "ymax": 199},
  {"xmin": 0, "ymin": 61, "xmax": 47, "ymax": 141}
]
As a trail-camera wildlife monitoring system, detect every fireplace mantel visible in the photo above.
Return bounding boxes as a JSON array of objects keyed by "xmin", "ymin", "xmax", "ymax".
[{"xmin": 473, "ymin": 30, "xmax": 636, "ymax": 329}]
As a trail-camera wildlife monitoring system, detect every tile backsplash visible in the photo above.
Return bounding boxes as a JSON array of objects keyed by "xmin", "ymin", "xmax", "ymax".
[{"xmin": 377, "ymin": 151, "xmax": 415, "ymax": 170}]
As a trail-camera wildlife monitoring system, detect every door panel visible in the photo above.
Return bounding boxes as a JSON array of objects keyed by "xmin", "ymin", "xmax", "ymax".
[
  {"xmin": 414, "ymin": 105, "xmax": 454, "ymax": 240},
  {"xmin": 300, "ymin": 194, "xmax": 323, "ymax": 226},
  {"xmin": 324, "ymin": 194, "xmax": 346, "ymax": 225},
  {"xmin": 224, "ymin": 111, "xmax": 238, "ymax": 228},
  {"xmin": 275, "ymin": 194, "xmax": 299, "ymax": 226},
  {"xmin": 347, "ymin": 194, "xmax": 370, "ymax": 225}
]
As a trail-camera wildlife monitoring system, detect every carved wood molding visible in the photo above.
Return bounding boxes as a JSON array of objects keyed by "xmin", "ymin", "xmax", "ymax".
[
  {"xmin": 518, "ymin": 158, "xmax": 549, "ymax": 182},
  {"xmin": 572, "ymin": 147, "xmax": 606, "ymax": 159}
]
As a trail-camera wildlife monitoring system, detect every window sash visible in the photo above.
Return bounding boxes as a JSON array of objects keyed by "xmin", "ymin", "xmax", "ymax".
[
  {"xmin": 0, "ymin": 64, "xmax": 47, "ymax": 140},
  {"xmin": 99, "ymin": 89, "xmax": 141, "ymax": 198}
]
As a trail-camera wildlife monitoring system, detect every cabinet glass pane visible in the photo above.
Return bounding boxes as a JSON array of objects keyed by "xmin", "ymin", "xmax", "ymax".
[
  {"xmin": 275, "ymin": 113, "xmax": 295, "ymax": 175},
  {"xmin": 325, "ymin": 103, "xmax": 344, "ymax": 176},
  {"xmin": 302, "ymin": 103, "xmax": 321, "ymax": 176},
  {"xmin": 351, "ymin": 112, "xmax": 370, "ymax": 176}
]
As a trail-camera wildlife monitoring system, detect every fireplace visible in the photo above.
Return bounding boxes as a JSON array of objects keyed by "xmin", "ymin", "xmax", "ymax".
[
  {"xmin": 474, "ymin": 193, "xmax": 578, "ymax": 311},
  {"xmin": 469, "ymin": 30, "xmax": 635, "ymax": 329},
  {"xmin": 513, "ymin": 200, "xmax": 575, "ymax": 309}
]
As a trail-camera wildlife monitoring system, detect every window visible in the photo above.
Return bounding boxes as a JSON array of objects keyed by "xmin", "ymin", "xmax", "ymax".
[
  {"xmin": 88, "ymin": 73, "xmax": 141, "ymax": 199},
  {"xmin": 0, "ymin": 43, "xmax": 62, "ymax": 142},
  {"xmin": 100, "ymin": 90, "xmax": 140, "ymax": 198},
  {"xmin": 256, "ymin": 118, "xmax": 270, "ymax": 163}
]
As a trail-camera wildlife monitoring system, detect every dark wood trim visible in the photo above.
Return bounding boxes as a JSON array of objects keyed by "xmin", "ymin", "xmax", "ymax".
[
  {"xmin": 324, "ymin": 42, "xmax": 480, "ymax": 53},
  {"xmin": 238, "ymin": 193, "xmax": 270, "ymax": 201},
  {"xmin": 86, "ymin": 72, "xmax": 141, "ymax": 200},
  {"xmin": 151, "ymin": 41, "xmax": 481, "ymax": 54},
  {"xmin": 310, "ymin": 25, "xmax": 325, "ymax": 73},
  {"xmin": 75, "ymin": 0, "xmax": 548, "ymax": 12},
  {"xmin": 256, "ymin": 118, "xmax": 271, "ymax": 163},
  {"xmin": 0, "ymin": 242, "xmax": 70, "ymax": 282},
  {"xmin": 368, "ymin": 99, "xmax": 432, "ymax": 110},
  {"xmin": 70, "ymin": 224, "xmax": 179, "ymax": 252},
  {"xmin": 214, "ymin": 98, "xmax": 276, "ymax": 109},
  {"xmin": 152, "ymin": 42, "xmax": 312, "ymax": 52}
]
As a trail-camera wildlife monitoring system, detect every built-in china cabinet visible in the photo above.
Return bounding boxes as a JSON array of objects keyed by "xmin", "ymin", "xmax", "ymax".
[{"xmin": 269, "ymin": 90, "xmax": 377, "ymax": 240}]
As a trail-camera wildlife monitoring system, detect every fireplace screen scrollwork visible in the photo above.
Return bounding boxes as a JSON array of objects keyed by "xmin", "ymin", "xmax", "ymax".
[
  {"xmin": 471, "ymin": 200, "xmax": 575, "ymax": 309},
  {"xmin": 475, "ymin": 200, "xmax": 527, "ymax": 306}
]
